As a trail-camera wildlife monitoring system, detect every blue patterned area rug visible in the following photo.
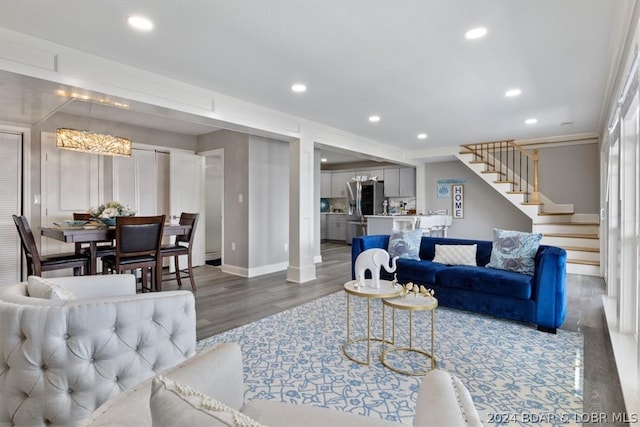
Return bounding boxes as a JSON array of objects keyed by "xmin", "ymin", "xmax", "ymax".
[{"xmin": 197, "ymin": 291, "xmax": 582, "ymax": 426}]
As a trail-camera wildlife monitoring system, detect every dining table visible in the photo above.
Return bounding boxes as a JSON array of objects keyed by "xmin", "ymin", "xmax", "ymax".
[{"xmin": 40, "ymin": 222, "xmax": 192, "ymax": 279}]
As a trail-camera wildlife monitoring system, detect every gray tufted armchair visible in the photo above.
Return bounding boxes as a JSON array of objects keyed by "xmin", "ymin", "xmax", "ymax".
[{"xmin": 0, "ymin": 274, "xmax": 196, "ymax": 427}]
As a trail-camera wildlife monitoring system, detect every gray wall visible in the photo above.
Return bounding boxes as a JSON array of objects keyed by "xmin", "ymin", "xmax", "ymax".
[
  {"xmin": 248, "ymin": 136, "xmax": 289, "ymax": 268},
  {"xmin": 424, "ymin": 160, "xmax": 531, "ymax": 240},
  {"xmin": 198, "ymin": 130, "xmax": 250, "ymax": 269},
  {"xmin": 537, "ymin": 142, "xmax": 599, "ymax": 213}
]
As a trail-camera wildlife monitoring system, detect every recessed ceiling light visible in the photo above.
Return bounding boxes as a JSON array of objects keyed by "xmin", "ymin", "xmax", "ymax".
[
  {"xmin": 505, "ymin": 88, "xmax": 522, "ymax": 97},
  {"xmin": 525, "ymin": 118, "xmax": 538, "ymax": 125},
  {"xmin": 465, "ymin": 27, "xmax": 487, "ymax": 40},
  {"xmin": 128, "ymin": 15, "xmax": 153, "ymax": 31},
  {"xmin": 321, "ymin": 158, "xmax": 328, "ymax": 162},
  {"xmin": 417, "ymin": 133, "xmax": 428, "ymax": 140},
  {"xmin": 291, "ymin": 83, "xmax": 307, "ymax": 93},
  {"xmin": 368, "ymin": 115, "xmax": 380, "ymax": 123}
]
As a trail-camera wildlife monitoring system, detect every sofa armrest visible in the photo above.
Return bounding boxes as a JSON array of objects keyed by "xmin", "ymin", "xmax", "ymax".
[
  {"xmin": 532, "ymin": 245, "xmax": 568, "ymax": 330},
  {"xmin": 51, "ymin": 274, "xmax": 136, "ymax": 298},
  {"xmin": 414, "ymin": 369, "xmax": 483, "ymax": 427},
  {"xmin": 351, "ymin": 235, "xmax": 390, "ymax": 279},
  {"xmin": 78, "ymin": 343, "xmax": 245, "ymax": 427}
]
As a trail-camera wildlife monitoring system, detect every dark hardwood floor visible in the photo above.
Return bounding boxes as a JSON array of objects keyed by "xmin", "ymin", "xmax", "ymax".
[{"xmin": 160, "ymin": 242, "xmax": 627, "ymax": 424}]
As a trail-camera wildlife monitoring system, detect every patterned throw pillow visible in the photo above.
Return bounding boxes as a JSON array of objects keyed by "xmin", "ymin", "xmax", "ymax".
[
  {"xmin": 486, "ymin": 229, "xmax": 542, "ymax": 275},
  {"xmin": 387, "ymin": 229, "xmax": 423, "ymax": 260},
  {"xmin": 150, "ymin": 375, "xmax": 266, "ymax": 427},
  {"xmin": 432, "ymin": 244, "xmax": 477, "ymax": 266}
]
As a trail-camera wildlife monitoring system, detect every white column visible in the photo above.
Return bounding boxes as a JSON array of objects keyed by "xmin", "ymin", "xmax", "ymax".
[{"xmin": 287, "ymin": 130, "xmax": 317, "ymax": 283}]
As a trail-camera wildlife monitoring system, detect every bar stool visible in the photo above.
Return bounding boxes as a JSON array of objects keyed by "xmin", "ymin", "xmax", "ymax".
[{"xmin": 161, "ymin": 212, "xmax": 199, "ymax": 292}]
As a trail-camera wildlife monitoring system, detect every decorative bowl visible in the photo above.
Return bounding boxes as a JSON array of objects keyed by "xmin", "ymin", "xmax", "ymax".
[{"xmin": 99, "ymin": 217, "xmax": 117, "ymax": 226}]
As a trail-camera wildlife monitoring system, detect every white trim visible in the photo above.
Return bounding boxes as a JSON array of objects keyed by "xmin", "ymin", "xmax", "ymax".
[
  {"xmin": 221, "ymin": 261, "xmax": 289, "ymax": 278},
  {"xmin": 604, "ymin": 295, "xmax": 640, "ymax": 418}
]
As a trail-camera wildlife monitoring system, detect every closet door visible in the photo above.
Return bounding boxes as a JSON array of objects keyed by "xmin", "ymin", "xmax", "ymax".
[
  {"xmin": 112, "ymin": 148, "xmax": 169, "ymax": 216},
  {"xmin": 0, "ymin": 132, "xmax": 22, "ymax": 283}
]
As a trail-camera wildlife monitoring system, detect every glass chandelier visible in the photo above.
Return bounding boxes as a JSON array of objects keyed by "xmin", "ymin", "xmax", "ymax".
[{"xmin": 56, "ymin": 128, "xmax": 132, "ymax": 157}]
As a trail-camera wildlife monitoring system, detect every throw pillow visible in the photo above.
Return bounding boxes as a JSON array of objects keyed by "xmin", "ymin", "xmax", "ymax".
[
  {"xmin": 27, "ymin": 276, "xmax": 76, "ymax": 300},
  {"xmin": 150, "ymin": 375, "xmax": 266, "ymax": 427},
  {"xmin": 486, "ymin": 229, "xmax": 542, "ymax": 275},
  {"xmin": 387, "ymin": 228, "xmax": 423, "ymax": 260},
  {"xmin": 432, "ymin": 244, "xmax": 477, "ymax": 266}
]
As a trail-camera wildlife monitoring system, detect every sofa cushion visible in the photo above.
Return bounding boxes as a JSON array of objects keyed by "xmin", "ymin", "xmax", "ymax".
[
  {"xmin": 27, "ymin": 275, "xmax": 76, "ymax": 300},
  {"xmin": 395, "ymin": 259, "xmax": 448, "ymax": 284},
  {"xmin": 388, "ymin": 229, "xmax": 422, "ymax": 260},
  {"xmin": 435, "ymin": 265, "xmax": 533, "ymax": 299},
  {"xmin": 486, "ymin": 228, "xmax": 542, "ymax": 275},
  {"xmin": 432, "ymin": 244, "xmax": 477, "ymax": 266},
  {"xmin": 418, "ymin": 237, "xmax": 493, "ymax": 266},
  {"xmin": 150, "ymin": 375, "xmax": 266, "ymax": 427}
]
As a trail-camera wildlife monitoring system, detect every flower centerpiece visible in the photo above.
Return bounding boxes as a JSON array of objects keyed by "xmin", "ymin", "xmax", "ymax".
[{"xmin": 90, "ymin": 201, "xmax": 135, "ymax": 226}]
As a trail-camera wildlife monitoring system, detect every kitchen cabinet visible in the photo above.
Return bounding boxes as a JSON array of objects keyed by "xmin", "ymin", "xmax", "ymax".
[
  {"xmin": 320, "ymin": 213, "xmax": 328, "ymax": 241},
  {"xmin": 330, "ymin": 171, "xmax": 355, "ymax": 198},
  {"xmin": 327, "ymin": 214, "xmax": 346, "ymax": 241},
  {"xmin": 384, "ymin": 167, "xmax": 416, "ymax": 197},
  {"xmin": 321, "ymin": 172, "xmax": 332, "ymax": 198},
  {"xmin": 356, "ymin": 169, "xmax": 384, "ymax": 181}
]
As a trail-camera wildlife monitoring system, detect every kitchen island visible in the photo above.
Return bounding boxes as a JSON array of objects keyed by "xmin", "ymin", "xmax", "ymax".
[{"xmin": 365, "ymin": 214, "xmax": 452, "ymax": 236}]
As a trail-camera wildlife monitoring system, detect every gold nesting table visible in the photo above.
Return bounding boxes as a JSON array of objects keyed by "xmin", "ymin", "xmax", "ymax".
[
  {"xmin": 343, "ymin": 279, "xmax": 402, "ymax": 365},
  {"xmin": 381, "ymin": 293, "xmax": 438, "ymax": 376}
]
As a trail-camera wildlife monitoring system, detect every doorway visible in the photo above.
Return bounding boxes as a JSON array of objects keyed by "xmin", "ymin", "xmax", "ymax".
[{"xmin": 203, "ymin": 150, "xmax": 224, "ymax": 265}]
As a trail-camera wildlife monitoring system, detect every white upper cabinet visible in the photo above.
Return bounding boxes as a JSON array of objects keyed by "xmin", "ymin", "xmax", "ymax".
[
  {"xmin": 321, "ymin": 172, "xmax": 332, "ymax": 198},
  {"xmin": 384, "ymin": 167, "xmax": 416, "ymax": 197},
  {"xmin": 330, "ymin": 171, "xmax": 355, "ymax": 197}
]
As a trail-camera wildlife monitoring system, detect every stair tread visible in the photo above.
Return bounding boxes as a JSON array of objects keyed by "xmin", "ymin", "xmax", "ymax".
[
  {"xmin": 544, "ymin": 233, "xmax": 599, "ymax": 239},
  {"xmin": 567, "ymin": 258, "xmax": 600, "ymax": 266},
  {"xmin": 563, "ymin": 246, "xmax": 600, "ymax": 253},
  {"xmin": 482, "ymin": 170, "xmax": 505, "ymax": 175},
  {"xmin": 534, "ymin": 221, "xmax": 599, "ymax": 226},
  {"xmin": 538, "ymin": 211, "xmax": 576, "ymax": 216},
  {"xmin": 507, "ymin": 191, "xmax": 528, "ymax": 194},
  {"xmin": 522, "ymin": 201, "xmax": 542, "ymax": 205}
]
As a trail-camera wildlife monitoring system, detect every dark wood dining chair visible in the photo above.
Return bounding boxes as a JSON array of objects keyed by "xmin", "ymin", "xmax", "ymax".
[
  {"xmin": 161, "ymin": 212, "xmax": 199, "ymax": 292},
  {"xmin": 101, "ymin": 215, "xmax": 165, "ymax": 292},
  {"xmin": 12, "ymin": 214, "xmax": 89, "ymax": 276},
  {"xmin": 73, "ymin": 212, "xmax": 116, "ymax": 259}
]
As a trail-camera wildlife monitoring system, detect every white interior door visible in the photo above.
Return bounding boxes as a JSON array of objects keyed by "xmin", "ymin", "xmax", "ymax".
[
  {"xmin": 170, "ymin": 149, "xmax": 205, "ymax": 267},
  {"xmin": 0, "ymin": 132, "xmax": 22, "ymax": 284},
  {"xmin": 41, "ymin": 132, "xmax": 100, "ymax": 257}
]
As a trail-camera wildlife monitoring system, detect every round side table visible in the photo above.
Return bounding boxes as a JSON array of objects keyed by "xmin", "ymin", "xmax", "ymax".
[
  {"xmin": 343, "ymin": 279, "xmax": 403, "ymax": 365},
  {"xmin": 381, "ymin": 293, "xmax": 438, "ymax": 376}
]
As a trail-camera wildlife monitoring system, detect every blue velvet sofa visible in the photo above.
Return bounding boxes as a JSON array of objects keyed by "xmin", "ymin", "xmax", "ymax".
[{"xmin": 351, "ymin": 235, "xmax": 567, "ymax": 333}]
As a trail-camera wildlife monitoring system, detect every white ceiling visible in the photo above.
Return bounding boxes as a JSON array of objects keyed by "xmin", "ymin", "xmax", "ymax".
[{"xmin": 0, "ymin": 1, "xmax": 629, "ymax": 163}]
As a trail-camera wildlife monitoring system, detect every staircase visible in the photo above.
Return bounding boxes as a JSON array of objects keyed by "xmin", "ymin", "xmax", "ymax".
[{"xmin": 457, "ymin": 141, "xmax": 601, "ymax": 276}]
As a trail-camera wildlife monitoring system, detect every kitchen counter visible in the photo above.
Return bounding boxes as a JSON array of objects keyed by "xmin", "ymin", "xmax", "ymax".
[{"xmin": 365, "ymin": 214, "xmax": 452, "ymax": 236}]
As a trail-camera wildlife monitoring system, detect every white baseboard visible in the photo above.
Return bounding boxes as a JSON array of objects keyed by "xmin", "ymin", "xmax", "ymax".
[
  {"xmin": 221, "ymin": 261, "xmax": 289, "ymax": 278},
  {"xmin": 314, "ymin": 255, "xmax": 323, "ymax": 264}
]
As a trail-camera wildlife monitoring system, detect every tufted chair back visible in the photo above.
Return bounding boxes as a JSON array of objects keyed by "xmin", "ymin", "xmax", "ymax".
[{"xmin": 0, "ymin": 276, "xmax": 196, "ymax": 427}]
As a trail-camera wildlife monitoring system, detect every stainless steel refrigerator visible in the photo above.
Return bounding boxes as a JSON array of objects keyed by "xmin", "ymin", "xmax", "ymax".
[{"xmin": 346, "ymin": 179, "xmax": 385, "ymax": 244}]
